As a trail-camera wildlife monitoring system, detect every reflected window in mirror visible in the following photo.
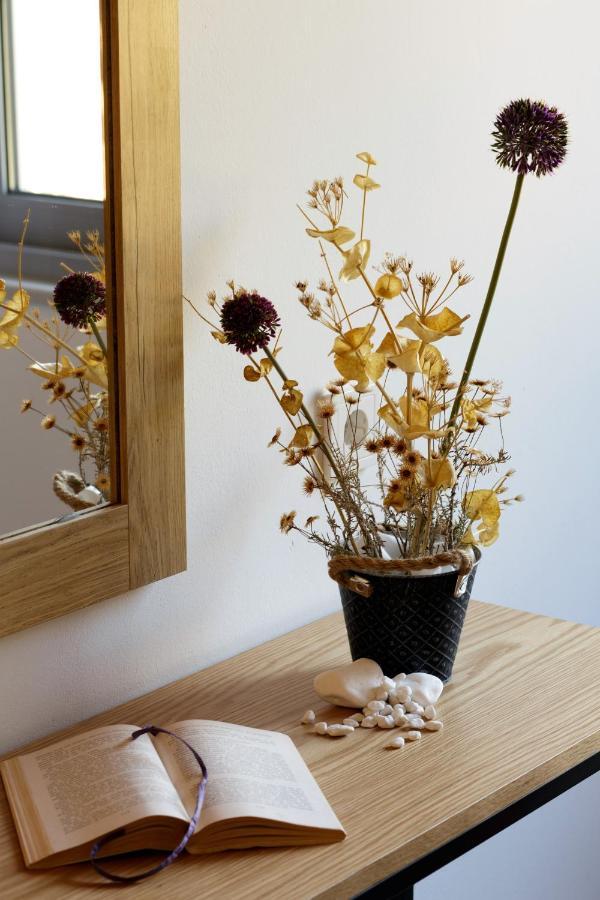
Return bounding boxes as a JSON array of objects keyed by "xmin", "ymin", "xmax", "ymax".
[{"xmin": 0, "ymin": 0, "xmax": 109, "ymax": 537}]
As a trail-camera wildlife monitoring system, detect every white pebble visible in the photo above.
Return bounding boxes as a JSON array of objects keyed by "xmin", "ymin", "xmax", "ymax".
[
  {"xmin": 395, "ymin": 685, "xmax": 412, "ymax": 703},
  {"xmin": 361, "ymin": 715, "xmax": 377, "ymax": 728},
  {"xmin": 406, "ymin": 730, "xmax": 421, "ymax": 741},
  {"xmin": 392, "ymin": 703, "xmax": 405, "ymax": 713},
  {"xmin": 393, "ymin": 711, "xmax": 408, "ymax": 727},
  {"xmin": 301, "ymin": 709, "xmax": 316, "ymax": 725},
  {"xmin": 314, "ymin": 722, "xmax": 328, "ymax": 735},
  {"xmin": 372, "ymin": 687, "xmax": 389, "ymax": 701},
  {"xmin": 385, "ymin": 735, "xmax": 405, "ymax": 749},
  {"xmin": 424, "ymin": 705, "xmax": 437, "ymax": 720},
  {"xmin": 375, "ymin": 715, "xmax": 395, "ymax": 729},
  {"xmin": 424, "ymin": 719, "xmax": 444, "ymax": 732},
  {"xmin": 342, "ymin": 718, "xmax": 358, "ymax": 727},
  {"xmin": 350, "ymin": 712, "xmax": 364, "ymax": 723},
  {"xmin": 395, "ymin": 673, "xmax": 406, "ymax": 681},
  {"xmin": 367, "ymin": 700, "xmax": 386, "ymax": 711},
  {"xmin": 405, "ymin": 714, "xmax": 425, "ymax": 729},
  {"xmin": 383, "ymin": 676, "xmax": 397, "ymax": 692},
  {"xmin": 379, "ymin": 703, "xmax": 393, "ymax": 716},
  {"xmin": 405, "ymin": 700, "xmax": 424, "ymax": 715},
  {"xmin": 328, "ymin": 724, "xmax": 354, "ymax": 737},
  {"xmin": 388, "ymin": 692, "xmax": 399, "ymax": 706}
]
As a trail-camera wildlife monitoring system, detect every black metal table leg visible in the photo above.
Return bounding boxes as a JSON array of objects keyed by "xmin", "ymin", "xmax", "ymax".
[{"xmin": 357, "ymin": 752, "xmax": 599, "ymax": 899}]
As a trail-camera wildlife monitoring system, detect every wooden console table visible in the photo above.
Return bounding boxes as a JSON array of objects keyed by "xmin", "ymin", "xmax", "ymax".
[{"xmin": 1, "ymin": 600, "xmax": 599, "ymax": 898}]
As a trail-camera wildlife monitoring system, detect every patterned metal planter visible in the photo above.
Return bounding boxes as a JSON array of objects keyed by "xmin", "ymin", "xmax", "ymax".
[{"xmin": 338, "ymin": 553, "xmax": 479, "ymax": 681}]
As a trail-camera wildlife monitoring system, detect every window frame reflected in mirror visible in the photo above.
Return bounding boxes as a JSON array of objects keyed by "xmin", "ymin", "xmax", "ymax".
[
  {"xmin": 0, "ymin": 0, "xmax": 104, "ymax": 279},
  {"xmin": 0, "ymin": 0, "xmax": 186, "ymax": 637}
]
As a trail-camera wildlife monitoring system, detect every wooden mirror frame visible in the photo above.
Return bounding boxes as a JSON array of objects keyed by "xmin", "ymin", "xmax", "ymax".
[{"xmin": 0, "ymin": 0, "xmax": 186, "ymax": 638}]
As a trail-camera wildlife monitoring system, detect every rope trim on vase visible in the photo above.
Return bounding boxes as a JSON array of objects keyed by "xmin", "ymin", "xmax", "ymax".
[
  {"xmin": 328, "ymin": 549, "xmax": 474, "ymax": 599},
  {"xmin": 52, "ymin": 470, "xmax": 98, "ymax": 511}
]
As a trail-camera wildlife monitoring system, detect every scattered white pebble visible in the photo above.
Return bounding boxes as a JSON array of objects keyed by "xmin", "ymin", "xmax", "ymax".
[
  {"xmin": 367, "ymin": 700, "xmax": 386, "ymax": 711},
  {"xmin": 405, "ymin": 714, "xmax": 425, "ymax": 729},
  {"xmin": 361, "ymin": 716, "xmax": 377, "ymax": 728},
  {"xmin": 395, "ymin": 685, "xmax": 412, "ymax": 703},
  {"xmin": 350, "ymin": 712, "xmax": 364, "ymax": 723},
  {"xmin": 405, "ymin": 700, "xmax": 424, "ymax": 715},
  {"xmin": 342, "ymin": 718, "xmax": 358, "ymax": 727},
  {"xmin": 395, "ymin": 673, "xmax": 406, "ymax": 681},
  {"xmin": 388, "ymin": 692, "xmax": 399, "ymax": 705},
  {"xmin": 393, "ymin": 711, "xmax": 408, "ymax": 727},
  {"xmin": 383, "ymin": 676, "xmax": 397, "ymax": 692},
  {"xmin": 392, "ymin": 703, "xmax": 405, "ymax": 713},
  {"xmin": 378, "ymin": 703, "xmax": 393, "ymax": 716},
  {"xmin": 424, "ymin": 719, "xmax": 444, "ymax": 732},
  {"xmin": 375, "ymin": 715, "xmax": 395, "ymax": 729},
  {"xmin": 424, "ymin": 705, "xmax": 437, "ymax": 720},
  {"xmin": 385, "ymin": 735, "xmax": 405, "ymax": 749},
  {"xmin": 314, "ymin": 722, "xmax": 328, "ymax": 735},
  {"xmin": 406, "ymin": 730, "xmax": 422, "ymax": 741},
  {"xmin": 373, "ymin": 687, "xmax": 389, "ymax": 701},
  {"xmin": 328, "ymin": 724, "xmax": 354, "ymax": 737},
  {"xmin": 301, "ymin": 709, "xmax": 316, "ymax": 725}
]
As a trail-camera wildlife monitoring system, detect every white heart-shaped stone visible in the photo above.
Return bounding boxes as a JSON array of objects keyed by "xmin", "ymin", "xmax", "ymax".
[
  {"xmin": 393, "ymin": 672, "xmax": 444, "ymax": 707},
  {"xmin": 313, "ymin": 658, "xmax": 384, "ymax": 708}
]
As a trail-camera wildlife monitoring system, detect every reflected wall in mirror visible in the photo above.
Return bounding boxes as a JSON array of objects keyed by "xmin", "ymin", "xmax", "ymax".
[{"xmin": 0, "ymin": 0, "xmax": 109, "ymax": 536}]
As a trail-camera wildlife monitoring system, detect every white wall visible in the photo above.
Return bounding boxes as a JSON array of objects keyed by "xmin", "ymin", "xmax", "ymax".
[{"xmin": 1, "ymin": 1, "xmax": 598, "ymax": 896}]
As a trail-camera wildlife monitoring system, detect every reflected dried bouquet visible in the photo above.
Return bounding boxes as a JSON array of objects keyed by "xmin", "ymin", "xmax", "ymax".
[
  {"xmin": 0, "ymin": 222, "xmax": 110, "ymax": 506},
  {"xmin": 190, "ymin": 100, "xmax": 567, "ymax": 562}
]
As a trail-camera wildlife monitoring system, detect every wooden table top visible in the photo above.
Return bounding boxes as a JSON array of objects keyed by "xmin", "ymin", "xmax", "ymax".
[{"xmin": 1, "ymin": 601, "xmax": 599, "ymax": 899}]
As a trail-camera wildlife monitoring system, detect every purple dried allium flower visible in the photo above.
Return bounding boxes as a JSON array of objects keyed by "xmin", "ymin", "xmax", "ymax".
[
  {"xmin": 220, "ymin": 291, "xmax": 280, "ymax": 354},
  {"xmin": 492, "ymin": 99, "xmax": 568, "ymax": 177},
  {"xmin": 53, "ymin": 272, "xmax": 106, "ymax": 328}
]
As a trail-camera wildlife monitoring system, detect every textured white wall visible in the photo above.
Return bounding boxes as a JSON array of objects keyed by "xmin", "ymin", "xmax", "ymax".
[{"xmin": 0, "ymin": 1, "xmax": 598, "ymax": 896}]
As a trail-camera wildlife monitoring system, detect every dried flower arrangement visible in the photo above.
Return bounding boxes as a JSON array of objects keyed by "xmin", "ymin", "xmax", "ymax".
[
  {"xmin": 0, "ymin": 220, "xmax": 110, "ymax": 507},
  {"xmin": 190, "ymin": 99, "xmax": 567, "ymax": 564}
]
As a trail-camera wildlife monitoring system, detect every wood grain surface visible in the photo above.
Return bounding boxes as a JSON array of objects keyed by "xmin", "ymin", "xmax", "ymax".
[
  {"xmin": 0, "ymin": 506, "xmax": 129, "ymax": 638},
  {"xmin": 111, "ymin": 0, "xmax": 186, "ymax": 588},
  {"xmin": 1, "ymin": 601, "xmax": 598, "ymax": 898}
]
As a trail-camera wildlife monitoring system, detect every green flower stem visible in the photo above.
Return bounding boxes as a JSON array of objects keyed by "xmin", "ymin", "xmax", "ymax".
[
  {"xmin": 447, "ymin": 173, "xmax": 524, "ymax": 438},
  {"xmin": 264, "ymin": 346, "xmax": 360, "ymax": 554},
  {"xmin": 90, "ymin": 320, "xmax": 107, "ymax": 357}
]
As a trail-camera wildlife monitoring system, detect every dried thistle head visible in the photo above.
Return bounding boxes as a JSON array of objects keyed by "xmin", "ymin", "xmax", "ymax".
[
  {"xmin": 492, "ymin": 98, "xmax": 568, "ymax": 177},
  {"xmin": 280, "ymin": 511, "xmax": 296, "ymax": 534},
  {"xmin": 53, "ymin": 272, "xmax": 106, "ymax": 328},
  {"xmin": 220, "ymin": 291, "xmax": 280, "ymax": 354}
]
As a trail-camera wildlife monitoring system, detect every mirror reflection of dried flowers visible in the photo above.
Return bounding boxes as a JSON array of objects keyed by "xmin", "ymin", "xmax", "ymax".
[
  {"xmin": 0, "ymin": 219, "xmax": 111, "ymax": 507},
  {"xmin": 189, "ymin": 99, "xmax": 567, "ymax": 561}
]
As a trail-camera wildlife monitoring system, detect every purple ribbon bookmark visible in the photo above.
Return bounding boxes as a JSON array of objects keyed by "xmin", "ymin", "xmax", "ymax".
[{"xmin": 90, "ymin": 724, "xmax": 208, "ymax": 883}]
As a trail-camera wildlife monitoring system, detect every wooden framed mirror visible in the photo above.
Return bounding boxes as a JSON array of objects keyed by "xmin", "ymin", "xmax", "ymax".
[{"xmin": 0, "ymin": 0, "xmax": 186, "ymax": 637}]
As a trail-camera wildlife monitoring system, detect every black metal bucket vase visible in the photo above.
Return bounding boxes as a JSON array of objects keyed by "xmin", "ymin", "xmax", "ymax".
[{"xmin": 328, "ymin": 549, "xmax": 480, "ymax": 682}]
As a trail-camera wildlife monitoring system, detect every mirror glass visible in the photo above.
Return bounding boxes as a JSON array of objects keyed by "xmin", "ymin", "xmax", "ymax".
[{"xmin": 0, "ymin": 0, "xmax": 110, "ymax": 536}]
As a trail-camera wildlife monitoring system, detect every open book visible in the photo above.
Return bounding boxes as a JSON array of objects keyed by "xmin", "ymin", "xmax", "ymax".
[{"xmin": 1, "ymin": 720, "xmax": 345, "ymax": 868}]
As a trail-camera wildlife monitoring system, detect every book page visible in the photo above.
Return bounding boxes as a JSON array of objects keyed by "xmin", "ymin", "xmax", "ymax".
[
  {"xmin": 5, "ymin": 724, "xmax": 189, "ymax": 861},
  {"xmin": 156, "ymin": 720, "xmax": 343, "ymax": 834}
]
